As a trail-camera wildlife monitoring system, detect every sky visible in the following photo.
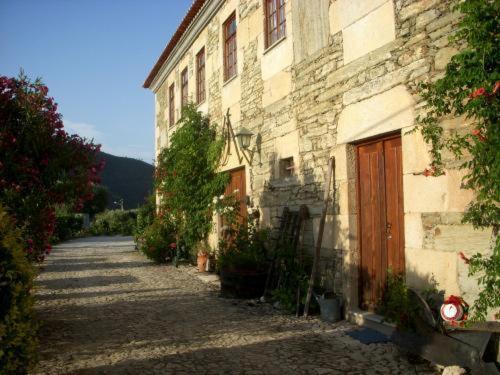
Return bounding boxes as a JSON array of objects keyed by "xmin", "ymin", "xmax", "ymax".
[{"xmin": 0, "ymin": 0, "xmax": 193, "ymax": 163}]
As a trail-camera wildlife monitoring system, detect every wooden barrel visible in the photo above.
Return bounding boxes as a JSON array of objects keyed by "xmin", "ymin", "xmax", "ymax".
[{"xmin": 219, "ymin": 266, "xmax": 267, "ymax": 299}]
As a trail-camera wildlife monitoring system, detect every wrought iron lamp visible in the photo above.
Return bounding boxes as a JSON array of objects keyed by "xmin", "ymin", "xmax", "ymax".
[
  {"xmin": 221, "ymin": 109, "xmax": 261, "ymax": 166},
  {"xmin": 235, "ymin": 127, "xmax": 254, "ymax": 150}
]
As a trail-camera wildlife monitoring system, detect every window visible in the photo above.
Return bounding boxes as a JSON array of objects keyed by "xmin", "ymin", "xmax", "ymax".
[
  {"xmin": 181, "ymin": 67, "xmax": 188, "ymax": 108},
  {"xmin": 265, "ymin": 0, "xmax": 286, "ymax": 48},
  {"xmin": 196, "ymin": 48, "xmax": 206, "ymax": 103},
  {"xmin": 223, "ymin": 13, "xmax": 237, "ymax": 81},
  {"xmin": 169, "ymin": 83, "xmax": 175, "ymax": 127},
  {"xmin": 279, "ymin": 157, "xmax": 294, "ymax": 178}
]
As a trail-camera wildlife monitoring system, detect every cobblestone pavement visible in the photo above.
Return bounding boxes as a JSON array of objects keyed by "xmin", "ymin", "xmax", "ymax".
[{"xmin": 34, "ymin": 236, "xmax": 438, "ymax": 374}]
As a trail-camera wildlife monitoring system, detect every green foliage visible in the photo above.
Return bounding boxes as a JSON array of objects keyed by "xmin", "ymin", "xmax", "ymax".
[
  {"xmin": 135, "ymin": 195, "xmax": 156, "ymax": 238},
  {"xmin": 379, "ymin": 272, "xmax": 419, "ymax": 331},
  {"xmin": 416, "ymin": 0, "xmax": 499, "ymax": 321},
  {"xmin": 0, "ymin": 206, "xmax": 37, "ymax": 373},
  {"xmin": 466, "ymin": 237, "xmax": 500, "ymax": 321},
  {"xmin": 82, "ymin": 185, "xmax": 108, "ymax": 216},
  {"xmin": 53, "ymin": 214, "xmax": 84, "ymax": 242},
  {"xmin": 155, "ymin": 104, "xmax": 228, "ymax": 254},
  {"xmin": 89, "ymin": 210, "xmax": 137, "ymax": 236},
  {"xmin": 270, "ymin": 243, "xmax": 311, "ymax": 313},
  {"xmin": 137, "ymin": 219, "xmax": 176, "ymax": 264},
  {"xmin": 217, "ymin": 218, "xmax": 270, "ymax": 272},
  {"xmin": 134, "ymin": 195, "xmax": 177, "ymax": 264}
]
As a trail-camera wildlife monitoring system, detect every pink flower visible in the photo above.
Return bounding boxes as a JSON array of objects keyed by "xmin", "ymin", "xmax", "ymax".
[{"xmin": 169, "ymin": 243, "xmax": 177, "ymax": 249}]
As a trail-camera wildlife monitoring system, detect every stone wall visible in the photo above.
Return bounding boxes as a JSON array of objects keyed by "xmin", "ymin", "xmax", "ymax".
[{"xmin": 152, "ymin": 0, "xmax": 492, "ymax": 316}]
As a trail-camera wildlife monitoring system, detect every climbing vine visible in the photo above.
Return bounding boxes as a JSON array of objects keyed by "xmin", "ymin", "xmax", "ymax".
[
  {"xmin": 416, "ymin": 0, "xmax": 499, "ymax": 321},
  {"xmin": 155, "ymin": 104, "xmax": 228, "ymax": 258}
]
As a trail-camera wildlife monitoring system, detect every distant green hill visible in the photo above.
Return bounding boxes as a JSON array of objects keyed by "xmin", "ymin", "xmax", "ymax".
[{"xmin": 97, "ymin": 152, "xmax": 154, "ymax": 210}]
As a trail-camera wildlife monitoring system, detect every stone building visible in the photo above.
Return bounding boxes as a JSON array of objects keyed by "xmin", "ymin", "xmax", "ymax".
[{"xmin": 144, "ymin": 0, "xmax": 492, "ymax": 319}]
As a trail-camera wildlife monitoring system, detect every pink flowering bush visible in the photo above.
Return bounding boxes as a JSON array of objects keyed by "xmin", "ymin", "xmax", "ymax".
[{"xmin": 0, "ymin": 74, "xmax": 104, "ymax": 261}]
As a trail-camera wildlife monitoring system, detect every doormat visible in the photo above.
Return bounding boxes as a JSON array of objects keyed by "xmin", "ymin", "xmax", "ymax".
[{"xmin": 346, "ymin": 328, "xmax": 390, "ymax": 344}]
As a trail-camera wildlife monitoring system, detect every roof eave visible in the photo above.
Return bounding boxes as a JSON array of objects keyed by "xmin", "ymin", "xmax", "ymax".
[{"xmin": 143, "ymin": 0, "xmax": 208, "ymax": 90}]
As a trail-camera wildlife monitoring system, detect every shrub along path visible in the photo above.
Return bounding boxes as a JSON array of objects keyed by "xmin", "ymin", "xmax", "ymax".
[{"xmin": 34, "ymin": 236, "xmax": 437, "ymax": 374}]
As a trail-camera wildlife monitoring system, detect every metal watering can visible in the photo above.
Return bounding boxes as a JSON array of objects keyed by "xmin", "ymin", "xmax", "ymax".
[{"xmin": 314, "ymin": 292, "xmax": 342, "ymax": 323}]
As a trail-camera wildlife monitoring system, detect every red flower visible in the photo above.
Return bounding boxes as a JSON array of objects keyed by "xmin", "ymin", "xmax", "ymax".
[
  {"xmin": 469, "ymin": 87, "xmax": 486, "ymax": 99},
  {"xmin": 169, "ymin": 243, "xmax": 177, "ymax": 249},
  {"xmin": 471, "ymin": 129, "xmax": 487, "ymax": 142}
]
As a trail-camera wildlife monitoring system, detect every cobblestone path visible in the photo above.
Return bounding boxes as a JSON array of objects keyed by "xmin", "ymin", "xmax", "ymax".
[{"xmin": 34, "ymin": 236, "xmax": 438, "ymax": 374}]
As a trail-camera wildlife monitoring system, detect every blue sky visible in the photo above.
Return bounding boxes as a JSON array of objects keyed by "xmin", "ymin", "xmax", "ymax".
[{"xmin": 0, "ymin": 0, "xmax": 193, "ymax": 163}]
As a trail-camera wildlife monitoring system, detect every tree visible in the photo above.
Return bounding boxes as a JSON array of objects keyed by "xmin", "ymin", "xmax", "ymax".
[
  {"xmin": 0, "ymin": 74, "xmax": 104, "ymax": 261},
  {"xmin": 416, "ymin": 0, "xmax": 499, "ymax": 321}
]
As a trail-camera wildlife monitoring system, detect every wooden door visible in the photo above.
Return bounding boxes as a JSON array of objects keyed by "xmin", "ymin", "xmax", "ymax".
[
  {"xmin": 357, "ymin": 135, "xmax": 404, "ymax": 311},
  {"xmin": 224, "ymin": 167, "xmax": 247, "ymax": 224}
]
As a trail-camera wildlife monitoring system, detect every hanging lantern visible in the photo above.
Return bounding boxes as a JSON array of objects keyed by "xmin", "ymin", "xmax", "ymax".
[{"xmin": 235, "ymin": 127, "xmax": 254, "ymax": 149}]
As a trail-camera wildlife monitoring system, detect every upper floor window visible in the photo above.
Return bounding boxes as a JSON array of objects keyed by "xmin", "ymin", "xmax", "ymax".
[
  {"xmin": 196, "ymin": 48, "xmax": 206, "ymax": 104},
  {"xmin": 265, "ymin": 0, "xmax": 286, "ymax": 48},
  {"xmin": 224, "ymin": 13, "xmax": 237, "ymax": 81},
  {"xmin": 181, "ymin": 67, "xmax": 188, "ymax": 108},
  {"xmin": 169, "ymin": 83, "xmax": 175, "ymax": 127}
]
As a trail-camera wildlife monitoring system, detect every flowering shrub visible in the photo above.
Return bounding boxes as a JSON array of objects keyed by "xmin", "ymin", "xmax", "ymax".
[
  {"xmin": 136, "ymin": 218, "xmax": 176, "ymax": 264},
  {"xmin": 0, "ymin": 206, "xmax": 38, "ymax": 372},
  {"xmin": 0, "ymin": 74, "xmax": 103, "ymax": 261},
  {"xmin": 217, "ymin": 215, "xmax": 270, "ymax": 272},
  {"xmin": 155, "ymin": 104, "xmax": 228, "ymax": 261},
  {"xmin": 213, "ymin": 193, "xmax": 240, "ymax": 227},
  {"xmin": 416, "ymin": 0, "xmax": 499, "ymax": 321}
]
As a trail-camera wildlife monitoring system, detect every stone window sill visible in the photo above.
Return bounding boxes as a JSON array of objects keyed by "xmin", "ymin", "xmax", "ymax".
[
  {"xmin": 223, "ymin": 74, "xmax": 238, "ymax": 87},
  {"xmin": 268, "ymin": 177, "xmax": 299, "ymax": 188},
  {"xmin": 263, "ymin": 36, "xmax": 287, "ymax": 55}
]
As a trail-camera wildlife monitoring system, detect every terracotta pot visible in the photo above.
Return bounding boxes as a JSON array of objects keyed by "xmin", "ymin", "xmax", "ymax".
[{"xmin": 197, "ymin": 253, "xmax": 208, "ymax": 272}]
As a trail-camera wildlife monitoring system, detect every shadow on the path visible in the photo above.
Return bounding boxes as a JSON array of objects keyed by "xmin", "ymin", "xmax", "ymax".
[
  {"xmin": 66, "ymin": 331, "xmax": 407, "ymax": 375},
  {"xmin": 37, "ymin": 275, "xmax": 139, "ymax": 290},
  {"xmin": 36, "ymin": 289, "xmax": 319, "ymax": 357},
  {"xmin": 37, "ymin": 288, "xmax": 178, "ymax": 301},
  {"xmin": 41, "ymin": 261, "xmax": 151, "ymax": 273},
  {"xmin": 49, "ymin": 257, "xmax": 107, "ymax": 264}
]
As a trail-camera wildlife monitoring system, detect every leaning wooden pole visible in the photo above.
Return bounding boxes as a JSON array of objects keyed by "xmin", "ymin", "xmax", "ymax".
[{"xmin": 303, "ymin": 157, "xmax": 335, "ymax": 317}]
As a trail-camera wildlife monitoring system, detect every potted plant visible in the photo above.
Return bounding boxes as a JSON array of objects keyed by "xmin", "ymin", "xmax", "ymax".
[{"xmin": 196, "ymin": 241, "xmax": 210, "ymax": 272}]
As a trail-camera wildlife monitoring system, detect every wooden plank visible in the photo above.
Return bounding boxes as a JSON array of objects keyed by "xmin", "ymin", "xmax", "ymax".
[{"xmin": 304, "ymin": 157, "xmax": 335, "ymax": 317}]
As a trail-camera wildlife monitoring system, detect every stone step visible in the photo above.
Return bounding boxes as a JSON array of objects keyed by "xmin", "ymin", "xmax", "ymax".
[{"xmin": 349, "ymin": 309, "xmax": 396, "ymax": 337}]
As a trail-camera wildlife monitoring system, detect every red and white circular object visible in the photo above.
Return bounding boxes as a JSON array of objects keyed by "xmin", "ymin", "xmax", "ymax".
[{"xmin": 440, "ymin": 303, "xmax": 464, "ymax": 322}]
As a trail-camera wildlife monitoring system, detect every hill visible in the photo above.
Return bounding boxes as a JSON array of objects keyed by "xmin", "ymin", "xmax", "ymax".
[{"xmin": 97, "ymin": 152, "xmax": 154, "ymax": 210}]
